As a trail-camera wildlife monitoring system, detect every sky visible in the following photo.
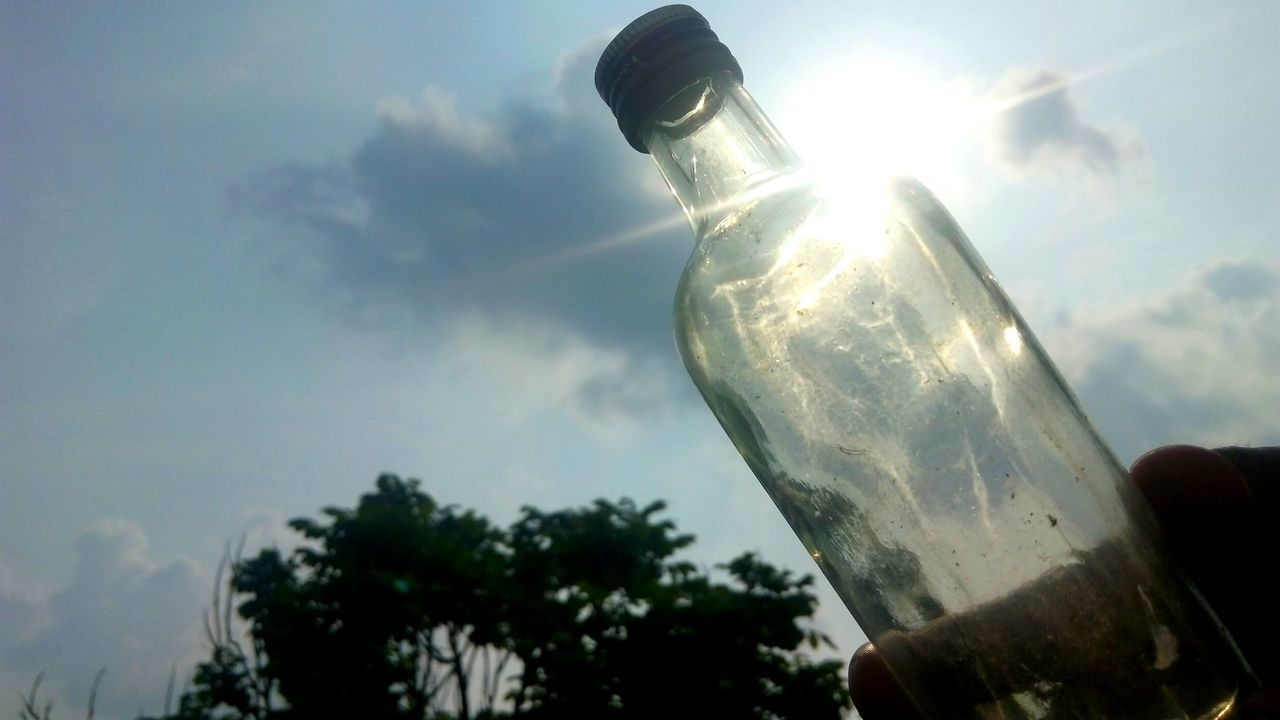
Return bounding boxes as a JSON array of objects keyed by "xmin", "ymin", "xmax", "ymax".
[{"xmin": 2, "ymin": 2, "xmax": 1278, "ymax": 717}]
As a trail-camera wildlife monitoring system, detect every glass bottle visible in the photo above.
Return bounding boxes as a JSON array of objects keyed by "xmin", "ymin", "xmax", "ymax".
[{"xmin": 595, "ymin": 6, "xmax": 1253, "ymax": 718}]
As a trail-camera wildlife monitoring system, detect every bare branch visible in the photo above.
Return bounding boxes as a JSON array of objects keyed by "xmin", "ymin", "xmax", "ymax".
[
  {"xmin": 18, "ymin": 670, "xmax": 49, "ymax": 720},
  {"xmin": 416, "ymin": 630, "xmax": 437, "ymax": 702},
  {"xmin": 163, "ymin": 664, "xmax": 176, "ymax": 717},
  {"xmin": 210, "ymin": 543, "xmax": 228, "ymax": 645},
  {"xmin": 225, "ymin": 534, "xmax": 246, "ymax": 648},
  {"xmin": 86, "ymin": 668, "xmax": 106, "ymax": 720},
  {"xmin": 446, "ymin": 626, "xmax": 471, "ymax": 720},
  {"xmin": 491, "ymin": 650, "xmax": 514, "ymax": 710},
  {"xmin": 482, "ymin": 645, "xmax": 492, "ymax": 709},
  {"xmin": 463, "ymin": 639, "xmax": 481, "ymax": 712}
]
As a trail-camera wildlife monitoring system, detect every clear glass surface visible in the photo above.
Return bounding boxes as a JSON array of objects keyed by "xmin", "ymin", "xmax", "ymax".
[{"xmin": 647, "ymin": 75, "xmax": 1250, "ymax": 718}]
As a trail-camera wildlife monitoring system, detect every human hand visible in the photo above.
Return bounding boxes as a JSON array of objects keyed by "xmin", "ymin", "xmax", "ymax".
[{"xmin": 847, "ymin": 445, "xmax": 1279, "ymax": 719}]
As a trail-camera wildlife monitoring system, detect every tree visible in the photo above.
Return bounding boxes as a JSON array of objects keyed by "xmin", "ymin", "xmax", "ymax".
[{"xmin": 172, "ymin": 475, "xmax": 851, "ymax": 719}]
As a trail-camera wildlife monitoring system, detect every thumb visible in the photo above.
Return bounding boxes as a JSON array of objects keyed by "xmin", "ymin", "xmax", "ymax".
[{"xmin": 1130, "ymin": 445, "xmax": 1279, "ymax": 688}]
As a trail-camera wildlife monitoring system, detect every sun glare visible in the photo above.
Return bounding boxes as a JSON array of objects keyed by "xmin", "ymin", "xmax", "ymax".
[{"xmin": 779, "ymin": 59, "xmax": 983, "ymax": 201}]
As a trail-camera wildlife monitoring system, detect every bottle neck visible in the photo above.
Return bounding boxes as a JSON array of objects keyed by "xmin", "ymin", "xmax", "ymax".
[{"xmin": 642, "ymin": 74, "xmax": 804, "ymax": 237}]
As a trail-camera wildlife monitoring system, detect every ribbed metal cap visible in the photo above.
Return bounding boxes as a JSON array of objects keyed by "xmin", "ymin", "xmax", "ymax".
[{"xmin": 595, "ymin": 5, "xmax": 743, "ymax": 153}]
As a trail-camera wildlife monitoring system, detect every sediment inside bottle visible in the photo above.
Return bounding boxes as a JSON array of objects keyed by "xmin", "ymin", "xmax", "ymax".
[{"xmin": 865, "ymin": 531, "xmax": 1242, "ymax": 718}]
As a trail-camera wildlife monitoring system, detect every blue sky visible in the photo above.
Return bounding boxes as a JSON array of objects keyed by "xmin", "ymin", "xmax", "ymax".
[{"xmin": 3, "ymin": 2, "xmax": 1278, "ymax": 717}]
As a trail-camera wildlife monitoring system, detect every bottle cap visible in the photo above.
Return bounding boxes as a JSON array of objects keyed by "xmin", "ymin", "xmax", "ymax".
[{"xmin": 595, "ymin": 5, "xmax": 743, "ymax": 153}]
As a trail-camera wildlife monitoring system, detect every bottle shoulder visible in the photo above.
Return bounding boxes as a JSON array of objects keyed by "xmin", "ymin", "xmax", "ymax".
[
  {"xmin": 681, "ymin": 181, "xmax": 822, "ymax": 276},
  {"xmin": 673, "ymin": 175, "xmax": 965, "ymax": 326}
]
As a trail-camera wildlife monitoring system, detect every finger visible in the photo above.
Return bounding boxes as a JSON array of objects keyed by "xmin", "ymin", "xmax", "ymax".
[
  {"xmin": 1237, "ymin": 689, "xmax": 1280, "ymax": 719},
  {"xmin": 1130, "ymin": 445, "xmax": 1278, "ymax": 685},
  {"xmin": 849, "ymin": 643, "xmax": 926, "ymax": 720},
  {"xmin": 1212, "ymin": 446, "xmax": 1279, "ymax": 521}
]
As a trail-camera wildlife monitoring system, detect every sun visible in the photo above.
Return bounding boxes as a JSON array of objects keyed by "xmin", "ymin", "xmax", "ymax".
[{"xmin": 778, "ymin": 59, "xmax": 983, "ymax": 202}]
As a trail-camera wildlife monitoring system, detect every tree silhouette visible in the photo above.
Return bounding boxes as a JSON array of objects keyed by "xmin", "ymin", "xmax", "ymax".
[{"xmin": 167, "ymin": 474, "xmax": 850, "ymax": 719}]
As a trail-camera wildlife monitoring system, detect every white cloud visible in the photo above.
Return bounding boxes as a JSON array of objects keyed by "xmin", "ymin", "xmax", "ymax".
[
  {"xmin": 237, "ymin": 506, "xmax": 300, "ymax": 559},
  {"xmin": 985, "ymin": 68, "xmax": 1145, "ymax": 179},
  {"xmin": 445, "ymin": 313, "xmax": 682, "ymax": 432},
  {"xmin": 375, "ymin": 87, "xmax": 513, "ymax": 162},
  {"xmin": 0, "ymin": 557, "xmax": 49, "ymax": 643},
  {"xmin": 1047, "ymin": 258, "xmax": 1280, "ymax": 463},
  {"xmin": 2, "ymin": 521, "xmax": 208, "ymax": 720}
]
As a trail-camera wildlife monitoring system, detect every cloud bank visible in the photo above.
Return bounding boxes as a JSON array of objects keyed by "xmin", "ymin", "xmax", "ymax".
[
  {"xmin": 1, "ymin": 522, "xmax": 206, "ymax": 720},
  {"xmin": 233, "ymin": 41, "xmax": 692, "ymax": 418},
  {"xmin": 1050, "ymin": 259, "xmax": 1280, "ymax": 462}
]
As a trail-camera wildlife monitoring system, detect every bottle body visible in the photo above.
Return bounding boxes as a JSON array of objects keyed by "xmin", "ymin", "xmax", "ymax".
[{"xmin": 656, "ymin": 76, "xmax": 1247, "ymax": 718}]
